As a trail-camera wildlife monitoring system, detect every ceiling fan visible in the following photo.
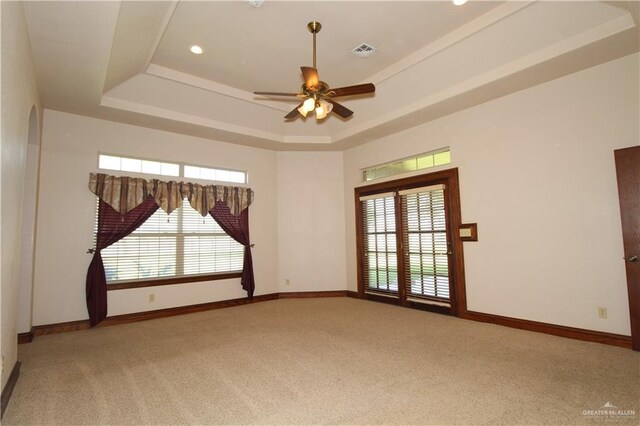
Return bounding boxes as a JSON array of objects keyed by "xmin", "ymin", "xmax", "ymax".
[{"xmin": 254, "ymin": 21, "xmax": 375, "ymax": 120}]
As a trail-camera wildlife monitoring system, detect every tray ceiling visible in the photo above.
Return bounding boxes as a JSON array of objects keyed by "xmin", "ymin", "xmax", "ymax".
[{"xmin": 23, "ymin": 1, "xmax": 639, "ymax": 151}]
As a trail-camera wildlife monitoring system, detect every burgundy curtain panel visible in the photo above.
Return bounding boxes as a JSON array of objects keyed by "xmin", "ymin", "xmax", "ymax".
[
  {"xmin": 86, "ymin": 196, "xmax": 159, "ymax": 326},
  {"xmin": 210, "ymin": 203, "xmax": 255, "ymax": 299}
]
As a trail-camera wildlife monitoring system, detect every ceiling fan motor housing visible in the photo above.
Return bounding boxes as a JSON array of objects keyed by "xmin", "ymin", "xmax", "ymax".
[{"xmin": 302, "ymin": 81, "xmax": 329, "ymax": 96}]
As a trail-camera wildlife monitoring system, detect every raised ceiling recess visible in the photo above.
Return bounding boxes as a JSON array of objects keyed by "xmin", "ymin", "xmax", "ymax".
[{"xmin": 22, "ymin": 1, "xmax": 640, "ymax": 150}]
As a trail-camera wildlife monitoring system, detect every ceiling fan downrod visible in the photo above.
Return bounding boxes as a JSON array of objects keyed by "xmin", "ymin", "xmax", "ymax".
[{"xmin": 307, "ymin": 21, "xmax": 321, "ymax": 69}]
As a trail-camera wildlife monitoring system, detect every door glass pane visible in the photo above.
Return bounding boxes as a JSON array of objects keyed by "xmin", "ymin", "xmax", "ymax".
[
  {"xmin": 361, "ymin": 196, "xmax": 398, "ymax": 295},
  {"xmin": 402, "ymin": 188, "xmax": 450, "ymax": 301}
]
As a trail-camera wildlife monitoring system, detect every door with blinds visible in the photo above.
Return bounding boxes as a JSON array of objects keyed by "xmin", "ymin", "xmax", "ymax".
[
  {"xmin": 400, "ymin": 185, "xmax": 451, "ymax": 305},
  {"xmin": 360, "ymin": 193, "xmax": 399, "ymax": 296},
  {"xmin": 356, "ymin": 170, "xmax": 463, "ymax": 315}
]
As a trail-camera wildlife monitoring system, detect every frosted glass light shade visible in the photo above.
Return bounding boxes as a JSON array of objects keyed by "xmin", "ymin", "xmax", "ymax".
[
  {"xmin": 302, "ymin": 98, "xmax": 316, "ymax": 112},
  {"xmin": 315, "ymin": 105, "xmax": 327, "ymax": 119}
]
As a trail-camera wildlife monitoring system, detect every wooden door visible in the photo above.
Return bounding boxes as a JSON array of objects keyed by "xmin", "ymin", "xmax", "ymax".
[{"xmin": 614, "ymin": 146, "xmax": 640, "ymax": 351}]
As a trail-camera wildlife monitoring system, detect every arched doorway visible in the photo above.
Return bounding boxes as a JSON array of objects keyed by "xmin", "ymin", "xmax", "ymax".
[{"xmin": 17, "ymin": 106, "xmax": 40, "ymax": 339}]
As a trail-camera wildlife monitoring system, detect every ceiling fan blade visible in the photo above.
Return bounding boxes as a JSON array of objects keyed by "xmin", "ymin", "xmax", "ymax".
[
  {"xmin": 328, "ymin": 83, "xmax": 375, "ymax": 98},
  {"xmin": 325, "ymin": 99, "xmax": 353, "ymax": 119},
  {"xmin": 301, "ymin": 66, "xmax": 319, "ymax": 88},
  {"xmin": 284, "ymin": 103, "xmax": 303, "ymax": 120},
  {"xmin": 254, "ymin": 91, "xmax": 300, "ymax": 97}
]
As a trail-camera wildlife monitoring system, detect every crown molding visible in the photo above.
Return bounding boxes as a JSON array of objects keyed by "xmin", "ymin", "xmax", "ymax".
[
  {"xmin": 146, "ymin": 64, "xmax": 291, "ymax": 113},
  {"xmin": 333, "ymin": 11, "xmax": 637, "ymax": 146},
  {"xmin": 101, "ymin": 95, "xmax": 285, "ymax": 143},
  {"xmin": 364, "ymin": 1, "xmax": 535, "ymax": 86}
]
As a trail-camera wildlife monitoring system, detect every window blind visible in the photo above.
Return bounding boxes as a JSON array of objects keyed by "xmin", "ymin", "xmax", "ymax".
[
  {"xmin": 401, "ymin": 186, "xmax": 450, "ymax": 302},
  {"xmin": 361, "ymin": 194, "xmax": 399, "ymax": 296},
  {"xmin": 97, "ymin": 198, "xmax": 244, "ymax": 283}
]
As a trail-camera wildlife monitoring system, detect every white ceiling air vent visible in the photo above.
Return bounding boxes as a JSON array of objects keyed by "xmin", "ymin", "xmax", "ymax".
[
  {"xmin": 351, "ymin": 43, "xmax": 376, "ymax": 58},
  {"xmin": 247, "ymin": 0, "xmax": 264, "ymax": 7}
]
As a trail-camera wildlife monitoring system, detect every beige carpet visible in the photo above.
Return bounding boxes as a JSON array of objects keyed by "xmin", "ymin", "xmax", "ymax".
[{"xmin": 3, "ymin": 297, "xmax": 639, "ymax": 425}]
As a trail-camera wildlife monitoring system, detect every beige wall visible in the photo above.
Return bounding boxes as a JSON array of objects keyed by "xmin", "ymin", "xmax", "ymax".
[
  {"xmin": 32, "ymin": 113, "xmax": 354, "ymax": 325},
  {"xmin": 344, "ymin": 53, "xmax": 639, "ymax": 335},
  {"xmin": 276, "ymin": 152, "xmax": 347, "ymax": 293},
  {"xmin": 1, "ymin": 1, "xmax": 41, "ymax": 389},
  {"xmin": 32, "ymin": 111, "xmax": 279, "ymax": 325},
  {"xmin": 14, "ymin": 46, "xmax": 640, "ymax": 360}
]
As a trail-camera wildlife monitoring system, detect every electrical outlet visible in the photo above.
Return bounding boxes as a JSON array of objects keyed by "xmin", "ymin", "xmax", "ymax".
[
  {"xmin": 149, "ymin": 293, "xmax": 155, "ymax": 303},
  {"xmin": 597, "ymin": 307, "xmax": 607, "ymax": 319},
  {"xmin": 285, "ymin": 279, "xmax": 291, "ymax": 286}
]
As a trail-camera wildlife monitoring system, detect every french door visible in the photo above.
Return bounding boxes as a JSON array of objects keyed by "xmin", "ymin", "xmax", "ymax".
[{"xmin": 355, "ymin": 168, "xmax": 465, "ymax": 315}]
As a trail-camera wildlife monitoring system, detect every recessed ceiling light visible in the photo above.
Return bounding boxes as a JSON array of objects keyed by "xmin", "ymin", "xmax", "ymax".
[
  {"xmin": 247, "ymin": 0, "xmax": 264, "ymax": 7},
  {"xmin": 452, "ymin": 0, "xmax": 468, "ymax": 5},
  {"xmin": 190, "ymin": 45, "xmax": 203, "ymax": 55}
]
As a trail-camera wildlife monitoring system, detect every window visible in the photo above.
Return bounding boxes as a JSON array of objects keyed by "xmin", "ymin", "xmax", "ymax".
[
  {"xmin": 96, "ymin": 153, "xmax": 248, "ymax": 288},
  {"xmin": 356, "ymin": 168, "xmax": 465, "ymax": 315},
  {"xmin": 98, "ymin": 154, "xmax": 179, "ymax": 177},
  {"xmin": 97, "ymin": 198, "xmax": 244, "ymax": 285},
  {"xmin": 98, "ymin": 154, "xmax": 247, "ymax": 185},
  {"xmin": 184, "ymin": 165, "xmax": 246, "ymax": 184},
  {"xmin": 362, "ymin": 148, "xmax": 451, "ymax": 182}
]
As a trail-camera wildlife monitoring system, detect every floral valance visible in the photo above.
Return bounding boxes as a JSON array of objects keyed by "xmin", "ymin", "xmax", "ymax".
[{"xmin": 89, "ymin": 173, "xmax": 254, "ymax": 217}]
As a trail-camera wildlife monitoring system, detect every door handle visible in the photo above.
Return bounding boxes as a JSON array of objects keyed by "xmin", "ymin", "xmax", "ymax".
[{"xmin": 625, "ymin": 255, "xmax": 638, "ymax": 263}]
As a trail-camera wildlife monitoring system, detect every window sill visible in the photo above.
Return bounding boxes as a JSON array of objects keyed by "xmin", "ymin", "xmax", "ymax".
[{"xmin": 106, "ymin": 272, "xmax": 242, "ymax": 291}]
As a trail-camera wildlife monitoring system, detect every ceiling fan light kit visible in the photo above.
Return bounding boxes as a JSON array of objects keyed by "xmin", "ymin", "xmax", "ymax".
[{"xmin": 254, "ymin": 21, "xmax": 375, "ymax": 121}]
